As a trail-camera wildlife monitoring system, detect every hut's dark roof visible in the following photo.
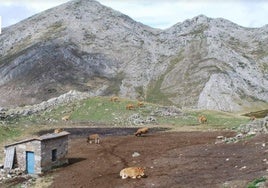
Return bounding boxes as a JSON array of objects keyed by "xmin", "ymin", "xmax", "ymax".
[{"xmin": 4, "ymin": 131, "xmax": 70, "ymax": 148}]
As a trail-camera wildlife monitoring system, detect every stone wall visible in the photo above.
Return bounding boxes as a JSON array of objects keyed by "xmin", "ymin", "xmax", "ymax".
[
  {"xmin": 10, "ymin": 140, "xmax": 42, "ymax": 174},
  {"xmin": 40, "ymin": 136, "xmax": 69, "ymax": 172}
]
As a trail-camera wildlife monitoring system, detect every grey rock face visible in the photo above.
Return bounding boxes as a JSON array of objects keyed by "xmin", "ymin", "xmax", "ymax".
[
  {"xmin": 0, "ymin": 0, "xmax": 267, "ymax": 111},
  {"xmin": 4, "ymin": 90, "xmax": 90, "ymax": 118}
]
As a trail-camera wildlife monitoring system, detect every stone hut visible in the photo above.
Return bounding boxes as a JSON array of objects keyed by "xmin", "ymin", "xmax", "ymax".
[{"xmin": 3, "ymin": 131, "xmax": 70, "ymax": 174}]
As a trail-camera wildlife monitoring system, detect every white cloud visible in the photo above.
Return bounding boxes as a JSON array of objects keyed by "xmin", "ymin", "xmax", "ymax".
[{"xmin": 98, "ymin": 0, "xmax": 268, "ymax": 28}]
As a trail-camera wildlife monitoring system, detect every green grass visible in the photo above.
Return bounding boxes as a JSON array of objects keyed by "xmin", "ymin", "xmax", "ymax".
[
  {"xmin": 8, "ymin": 97, "xmax": 250, "ymax": 129},
  {"xmin": 146, "ymin": 76, "xmax": 172, "ymax": 105},
  {"xmin": 242, "ymin": 109, "xmax": 268, "ymax": 118},
  {"xmin": 14, "ymin": 97, "xmax": 156, "ymax": 125},
  {"xmin": 0, "ymin": 125, "xmax": 21, "ymax": 143},
  {"xmin": 69, "ymin": 98, "xmax": 162, "ymax": 124},
  {"xmin": 71, "ymin": 97, "xmax": 128, "ymax": 122},
  {"xmin": 157, "ymin": 109, "xmax": 249, "ymax": 130},
  {"xmin": 0, "ymin": 97, "xmax": 253, "ymax": 163},
  {"xmin": 195, "ymin": 110, "xmax": 249, "ymax": 129},
  {"xmin": 247, "ymin": 177, "xmax": 266, "ymax": 188},
  {"xmin": 0, "ymin": 125, "xmax": 22, "ymax": 161}
]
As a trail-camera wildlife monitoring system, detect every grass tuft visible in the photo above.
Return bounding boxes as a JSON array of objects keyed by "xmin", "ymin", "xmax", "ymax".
[{"xmin": 247, "ymin": 177, "xmax": 266, "ymax": 188}]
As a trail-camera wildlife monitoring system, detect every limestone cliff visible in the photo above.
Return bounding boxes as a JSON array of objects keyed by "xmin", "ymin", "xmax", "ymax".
[{"xmin": 0, "ymin": 0, "xmax": 267, "ymax": 112}]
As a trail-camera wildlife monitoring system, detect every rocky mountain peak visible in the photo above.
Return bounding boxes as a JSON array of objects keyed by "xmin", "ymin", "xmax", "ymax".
[{"xmin": 0, "ymin": 0, "xmax": 267, "ymax": 112}]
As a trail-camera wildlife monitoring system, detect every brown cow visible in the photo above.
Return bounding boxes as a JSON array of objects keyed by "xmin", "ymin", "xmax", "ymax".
[
  {"xmin": 137, "ymin": 101, "xmax": 144, "ymax": 107},
  {"xmin": 134, "ymin": 127, "xmax": 149, "ymax": 136},
  {"xmin": 198, "ymin": 115, "xmax": 207, "ymax": 124},
  {"xmin": 120, "ymin": 167, "xmax": 146, "ymax": 179},
  {"xmin": 54, "ymin": 128, "xmax": 64, "ymax": 134},
  {"xmin": 62, "ymin": 115, "xmax": 70, "ymax": 121},
  {"xmin": 126, "ymin": 104, "xmax": 135, "ymax": 110},
  {"xmin": 110, "ymin": 96, "xmax": 119, "ymax": 102},
  {"xmin": 250, "ymin": 116, "xmax": 256, "ymax": 121},
  {"xmin": 87, "ymin": 134, "xmax": 100, "ymax": 144}
]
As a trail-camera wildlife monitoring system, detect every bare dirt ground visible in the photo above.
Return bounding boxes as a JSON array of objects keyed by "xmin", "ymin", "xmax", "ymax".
[{"xmin": 45, "ymin": 128, "xmax": 268, "ymax": 188}]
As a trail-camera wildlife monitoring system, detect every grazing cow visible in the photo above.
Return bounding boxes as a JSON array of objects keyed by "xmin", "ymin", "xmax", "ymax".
[
  {"xmin": 250, "ymin": 116, "xmax": 256, "ymax": 121},
  {"xmin": 198, "ymin": 115, "xmax": 207, "ymax": 124},
  {"xmin": 134, "ymin": 127, "xmax": 149, "ymax": 136},
  {"xmin": 126, "ymin": 104, "xmax": 135, "ymax": 110},
  {"xmin": 62, "ymin": 115, "xmax": 70, "ymax": 121},
  {"xmin": 54, "ymin": 128, "xmax": 64, "ymax": 134},
  {"xmin": 87, "ymin": 134, "xmax": 100, "ymax": 144},
  {"xmin": 110, "ymin": 96, "xmax": 119, "ymax": 102},
  {"xmin": 137, "ymin": 101, "xmax": 144, "ymax": 107}
]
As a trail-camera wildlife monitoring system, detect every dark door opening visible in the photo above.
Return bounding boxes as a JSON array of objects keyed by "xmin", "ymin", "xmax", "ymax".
[{"xmin": 52, "ymin": 149, "xmax": 57, "ymax": 161}]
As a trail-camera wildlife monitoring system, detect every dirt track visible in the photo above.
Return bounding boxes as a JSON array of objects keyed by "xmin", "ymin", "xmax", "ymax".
[{"xmin": 48, "ymin": 129, "xmax": 268, "ymax": 188}]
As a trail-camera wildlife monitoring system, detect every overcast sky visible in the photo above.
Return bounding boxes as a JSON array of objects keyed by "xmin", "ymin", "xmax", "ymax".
[{"xmin": 1, "ymin": 0, "xmax": 268, "ymax": 29}]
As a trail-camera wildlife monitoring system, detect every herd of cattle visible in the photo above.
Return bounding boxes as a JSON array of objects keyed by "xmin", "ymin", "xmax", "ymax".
[
  {"xmin": 110, "ymin": 96, "xmax": 145, "ymax": 110},
  {"xmin": 53, "ymin": 126, "xmax": 149, "ymax": 179},
  {"xmin": 54, "ymin": 109, "xmax": 257, "ymax": 179},
  {"xmin": 60, "ymin": 97, "xmax": 145, "ymax": 122},
  {"xmin": 54, "ymin": 96, "xmax": 212, "ymax": 179}
]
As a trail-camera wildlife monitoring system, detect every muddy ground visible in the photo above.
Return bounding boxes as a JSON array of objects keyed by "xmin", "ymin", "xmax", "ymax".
[{"xmin": 42, "ymin": 127, "xmax": 268, "ymax": 188}]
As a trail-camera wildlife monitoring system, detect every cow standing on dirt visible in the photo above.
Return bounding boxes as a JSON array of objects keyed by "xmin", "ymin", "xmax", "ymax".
[
  {"xmin": 134, "ymin": 127, "xmax": 149, "ymax": 136},
  {"xmin": 87, "ymin": 134, "xmax": 100, "ymax": 144}
]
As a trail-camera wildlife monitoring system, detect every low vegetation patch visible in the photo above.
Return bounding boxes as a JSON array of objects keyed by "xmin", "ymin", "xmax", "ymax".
[
  {"xmin": 4, "ymin": 97, "xmax": 250, "ymax": 132},
  {"xmin": 0, "ymin": 125, "xmax": 21, "ymax": 143},
  {"xmin": 0, "ymin": 125, "xmax": 21, "ymax": 161},
  {"xmin": 242, "ymin": 109, "xmax": 268, "ymax": 118},
  {"xmin": 247, "ymin": 177, "xmax": 266, "ymax": 188}
]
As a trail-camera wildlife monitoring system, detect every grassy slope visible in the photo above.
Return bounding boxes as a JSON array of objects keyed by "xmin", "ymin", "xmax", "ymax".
[
  {"xmin": 22, "ymin": 97, "xmax": 249, "ymax": 127},
  {"xmin": 0, "ymin": 96, "xmax": 251, "ymax": 162}
]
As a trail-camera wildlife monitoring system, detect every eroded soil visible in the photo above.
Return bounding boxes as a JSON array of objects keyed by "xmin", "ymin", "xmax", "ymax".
[{"xmin": 48, "ymin": 129, "xmax": 268, "ymax": 188}]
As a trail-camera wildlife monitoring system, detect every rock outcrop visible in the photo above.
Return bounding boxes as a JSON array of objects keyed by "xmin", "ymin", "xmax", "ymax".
[
  {"xmin": 2, "ymin": 90, "xmax": 89, "ymax": 119},
  {"xmin": 216, "ymin": 116, "xmax": 268, "ymax": 144}
]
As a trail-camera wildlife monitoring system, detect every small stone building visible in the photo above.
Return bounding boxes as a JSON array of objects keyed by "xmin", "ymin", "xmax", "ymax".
[{"xmin": 4, "ymin": 131, "xmax": 70, "ymax": 174}]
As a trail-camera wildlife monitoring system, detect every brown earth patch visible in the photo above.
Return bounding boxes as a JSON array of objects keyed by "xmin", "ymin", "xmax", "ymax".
[{"xmin": 48, "ymin": 130, "xmax": 268, "ymax": 188}]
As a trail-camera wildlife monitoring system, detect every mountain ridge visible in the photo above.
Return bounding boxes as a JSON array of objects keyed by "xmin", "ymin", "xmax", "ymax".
[{"xmin": 0, "ymin": 0, "xmax": 267, "ymax": 112}]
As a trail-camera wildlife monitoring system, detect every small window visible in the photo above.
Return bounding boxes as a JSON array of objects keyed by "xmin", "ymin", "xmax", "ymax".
[{"xmin": 52, "ymin": 149, "xmax": 57, "ymax": 161}]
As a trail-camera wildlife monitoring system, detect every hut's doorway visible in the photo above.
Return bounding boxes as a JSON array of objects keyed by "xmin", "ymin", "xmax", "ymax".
[{"xmin": 26, "ymin": 151, "xmax": 35, "ymax": 174}]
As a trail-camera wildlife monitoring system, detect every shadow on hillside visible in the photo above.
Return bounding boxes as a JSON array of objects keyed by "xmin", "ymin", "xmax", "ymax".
[
  {"xmin": 242, "ymin": 109, "xmax": 268, "ymax": 118},
  {"xmin": 37, "ymin": 127, "xmax": 170, "ymax": 138}
]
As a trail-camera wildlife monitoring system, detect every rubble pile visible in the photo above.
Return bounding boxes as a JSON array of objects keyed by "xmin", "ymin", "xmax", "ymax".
[
  {"xmin": 127, "ymin": 113, "xmax": 157, "ymax": 125},
  {"xmin": 151, "ymin": 106, "xmax": 182, "ymax": 117},
  {"xmin": 216, "ymin": 115, "xmax": 268, "ymax": 144},
  {"xmin": 0, "ymin": 167, "xmax": 33, "ymax": 186}
]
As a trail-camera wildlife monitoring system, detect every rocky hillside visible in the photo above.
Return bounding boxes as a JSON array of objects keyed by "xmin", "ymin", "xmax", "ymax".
[{"xmin": 0, "ymin": 0, "xmax": 267, "ymax": 112}]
